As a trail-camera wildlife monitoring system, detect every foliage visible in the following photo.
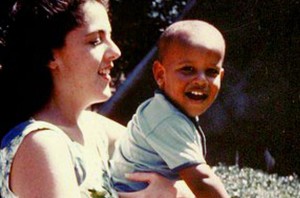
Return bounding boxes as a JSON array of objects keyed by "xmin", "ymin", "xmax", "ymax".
[
  {"xmin": 105, "ymin": 0, "xmax": 299, "ymax": 176},
  {"xmin": 89, "ymin": 165, "xmax": 300, "ymax": 198},
  {"xmin": 88, "ymin": 189, "xmax": 107, "ymax": 198},
  {"xmin": 109, "ymin": 0, "xmax": 188, "ymax": 87},
  {"xmin": 213, "ymin": 164, "xmax": 300, "ymax": 198}
]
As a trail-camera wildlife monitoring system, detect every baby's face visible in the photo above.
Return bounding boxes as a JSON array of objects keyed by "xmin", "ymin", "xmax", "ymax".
[{"xmin": 155, "ymin": 42, "xmax": 224, "ymax": 117}]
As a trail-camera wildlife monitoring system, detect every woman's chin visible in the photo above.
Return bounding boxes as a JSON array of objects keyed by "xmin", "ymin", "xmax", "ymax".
[{"xmin": 101, "ymin": 88, "xmax": 112, "ymax": 100}]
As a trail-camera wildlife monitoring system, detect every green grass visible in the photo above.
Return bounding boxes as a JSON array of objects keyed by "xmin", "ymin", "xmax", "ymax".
[{"xmin": 213, "ymin": 164, "xmax": 300, "ymax": 198}]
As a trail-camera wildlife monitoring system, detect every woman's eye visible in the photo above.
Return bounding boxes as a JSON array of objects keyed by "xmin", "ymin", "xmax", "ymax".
[
  {"xmin": 205, "ymin": 68, "xmax": 220, "ymax": 77},
  {"xmin": 89, "ymin": 37, "xmax": 102, "ymax": 46}
]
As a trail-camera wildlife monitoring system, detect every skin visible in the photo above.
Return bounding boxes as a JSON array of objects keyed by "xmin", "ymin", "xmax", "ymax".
[
  {"xmin": 118, "ymin": 173, "xmax": 195, "ymax": 198},
  {"xmin": 154, "ymin": 26, "xmax": 225, "ymax": 118},
  {"xmin": 9, "ymin": 1, "xmax": 192, "ymax": 197},
  {"xmin": 153, "ymin": 21, "xmax": 229, "ymax": 198},
  {"xmin": 10, "ymin": 2, "xmax": 121, "ymax": 197}
]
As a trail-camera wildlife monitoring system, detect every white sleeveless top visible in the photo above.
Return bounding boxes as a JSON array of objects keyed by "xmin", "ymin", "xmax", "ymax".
[{"xmin": 0, "ymin": 119, "xmax": 117, "ymax": 198}]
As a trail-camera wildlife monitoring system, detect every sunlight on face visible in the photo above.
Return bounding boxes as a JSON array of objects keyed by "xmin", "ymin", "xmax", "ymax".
[
  {"xmin": 52, "ymin": 1, "xmax": 120, "ymax": 107},
  {"xmin": 155, "ymin": 22, "xmax": 225, "ymax": 117}
]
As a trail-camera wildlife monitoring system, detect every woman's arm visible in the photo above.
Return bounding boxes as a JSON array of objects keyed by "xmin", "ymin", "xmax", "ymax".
[
  {"xmin": 179, "ymin": 164, "xmax": 229, "ymax": 198},
  {"xmin": 10, "ymin": 130, "xmax": 81, "ymax": 198},
  {"xmin": 118, "ymin": 172, "xmax": 195, "ymax": 198}
]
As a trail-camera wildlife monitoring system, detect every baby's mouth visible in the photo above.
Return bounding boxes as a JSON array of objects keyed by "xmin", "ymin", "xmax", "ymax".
[{"xmin": 185, "ymin": 91, "xmax": 208, "ymax": 101}]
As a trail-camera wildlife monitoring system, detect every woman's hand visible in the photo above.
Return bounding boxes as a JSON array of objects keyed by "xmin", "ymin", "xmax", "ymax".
[{"xmin": 118, "ymin": 172, "xmax": 195, "ymax": 198}]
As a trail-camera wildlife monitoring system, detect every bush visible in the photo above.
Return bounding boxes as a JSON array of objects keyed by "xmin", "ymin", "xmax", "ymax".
[{"xmin": 213, "ymin": 164, "xmax": 300, "ymax": 198}]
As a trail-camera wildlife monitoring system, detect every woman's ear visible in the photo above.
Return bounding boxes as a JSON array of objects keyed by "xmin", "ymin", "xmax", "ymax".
[
  {"xmin": 48, "ymin": 49, "xmax": 61, "ymax": 70},
  {"xmin": 152, "ymin": 60, "xmax": 165, "ymax": 88},
  {"xmin": 48, "ymin": 59, "xmax": 58, "ymax": 70}
]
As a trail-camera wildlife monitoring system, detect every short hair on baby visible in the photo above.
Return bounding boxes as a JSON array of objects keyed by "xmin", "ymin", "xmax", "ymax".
[{"xmin": 157, "ymin": 20, "xmax": 225, "ymax": 62}]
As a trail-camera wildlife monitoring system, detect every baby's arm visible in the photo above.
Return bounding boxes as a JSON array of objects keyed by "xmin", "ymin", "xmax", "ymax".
[{"xmin": 179, "ymin": 164, "xmax": 229, "ymax": 198}]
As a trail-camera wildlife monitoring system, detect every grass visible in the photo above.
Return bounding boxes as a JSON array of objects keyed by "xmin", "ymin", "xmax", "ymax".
[
  {"xmin": 87, "ymin": 164, "xmax": 300, "ymax": 198},
  {"xmin": 213, "ymin": 164, "xmax": 300, "ymax": 198}
]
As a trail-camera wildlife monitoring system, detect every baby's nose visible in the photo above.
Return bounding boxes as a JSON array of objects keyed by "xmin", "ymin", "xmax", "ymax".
[{"xmin": 193, "ymin": 72, "xmax": 208, "ymax": 87}]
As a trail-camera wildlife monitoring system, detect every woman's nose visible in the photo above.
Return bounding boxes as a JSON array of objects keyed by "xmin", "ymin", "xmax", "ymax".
[{"xmin": 106, "ymin": 40, "xmax": 121, "ymax": 61}]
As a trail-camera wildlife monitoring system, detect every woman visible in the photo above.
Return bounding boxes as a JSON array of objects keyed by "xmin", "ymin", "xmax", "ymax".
[{"xmin": 0, "ymin": 0, "xmax": 193, "ymax": 197}]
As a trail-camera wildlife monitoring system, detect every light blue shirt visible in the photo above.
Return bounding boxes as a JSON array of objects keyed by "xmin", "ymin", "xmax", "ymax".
[{"xmin": 110, "ymin": 91, "xmax": 207, "ymax": 192}]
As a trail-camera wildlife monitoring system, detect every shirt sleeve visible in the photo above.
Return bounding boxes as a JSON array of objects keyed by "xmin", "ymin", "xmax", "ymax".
[{"xmin": 145, "ymin": 114, "xmax": 206, "ymax": 171}]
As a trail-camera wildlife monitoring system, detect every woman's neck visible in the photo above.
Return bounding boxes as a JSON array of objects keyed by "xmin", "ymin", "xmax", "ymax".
[{"xmin": 33, "ymin": 98, "xmax": 90, "ymax": 144}]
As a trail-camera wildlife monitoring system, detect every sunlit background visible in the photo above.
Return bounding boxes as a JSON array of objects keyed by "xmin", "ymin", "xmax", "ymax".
[{"xmin": 100, "ymin": 0, "xmax": 299, "ymax": 176}]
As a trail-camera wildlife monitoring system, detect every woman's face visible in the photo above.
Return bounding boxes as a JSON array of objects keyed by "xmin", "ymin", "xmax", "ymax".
[{"xmin": 51, "ymin": 0, "xmax": 121, "ymax": 106}]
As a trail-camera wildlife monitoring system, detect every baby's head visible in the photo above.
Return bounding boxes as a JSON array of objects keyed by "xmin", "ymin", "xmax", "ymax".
[{"xmin": 153, "ymin": 20, "xmax": 226, "ymax": 117}]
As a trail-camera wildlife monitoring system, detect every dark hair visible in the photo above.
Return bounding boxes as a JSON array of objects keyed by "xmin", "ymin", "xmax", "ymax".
[
  {"xmin": 0, "ymin": 0, "xmax": 108, "ymax": 136},
  {"xmin": 157, "ymin": 20, "xmax": 225, "ymax": 62}
]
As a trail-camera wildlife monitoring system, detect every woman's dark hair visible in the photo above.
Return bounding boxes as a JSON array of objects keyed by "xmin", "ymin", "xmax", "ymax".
[{"xmin": 0, "ymin": 0, "xmax": 108, "ymax": 137}]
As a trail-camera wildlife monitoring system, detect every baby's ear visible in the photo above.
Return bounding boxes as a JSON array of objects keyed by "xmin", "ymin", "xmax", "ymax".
[{"xmin": 152, "ymin": 60, "xmax": 165, "ymax": 88}]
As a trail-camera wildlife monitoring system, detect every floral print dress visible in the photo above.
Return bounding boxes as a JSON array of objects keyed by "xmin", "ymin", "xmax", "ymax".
[{"xmin": 0, "ymin": 119, "xmax": 117, "ymax": 198}]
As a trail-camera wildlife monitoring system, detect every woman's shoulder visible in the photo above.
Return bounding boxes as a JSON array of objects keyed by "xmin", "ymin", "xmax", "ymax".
[
  {"xmin": 1, "ymin": 119, "xmax": 64, "ymax": 148},
  {"xmin": 1, "ymin": 120, "xmax": 77, "ymax": 198},
  {"xmin": 81, "ymin": 110, "xmax": 107, "ymax": 123},
  {"xmin": 12, "ymin": 126, "xmax": 72, "ymax": 163},
  {"xmin": 1, "ymin": 119, "xmax": 72, "ymax": 162},
  {"xmin": 81, "ymin": 110, "xmax": 126, "ymax": 155},
  {"xmin": 7, "ymin": 128, "xmax": 81, "ymax": 197},
  {"xmin": 81, "ymin": 110, "xmax": 125, "ymax": 132}
]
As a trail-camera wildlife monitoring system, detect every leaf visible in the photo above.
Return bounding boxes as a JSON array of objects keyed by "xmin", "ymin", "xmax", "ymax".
[{"xmin": 88, "ymin": 189, "xmax": 107, "ymax": 198}]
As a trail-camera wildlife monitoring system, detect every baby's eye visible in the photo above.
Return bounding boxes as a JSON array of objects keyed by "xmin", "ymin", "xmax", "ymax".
[
  {"xmin": 205, "ymin": 68, "xmax": 220, "ymax": 77},
  {"xmin": 180, "ymin": 66, "xmax": 195, "ymax": 74}
]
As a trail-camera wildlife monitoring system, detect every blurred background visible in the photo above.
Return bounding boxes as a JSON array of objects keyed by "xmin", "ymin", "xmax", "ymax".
[{"xmin": 99, "ymin": 0, "xmax": 299, "ymax": 176}]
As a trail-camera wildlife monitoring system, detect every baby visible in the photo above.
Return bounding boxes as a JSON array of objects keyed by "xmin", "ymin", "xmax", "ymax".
[{"xmin": 110, "ymin": 20, "xmax": 229, "ymax": 197}]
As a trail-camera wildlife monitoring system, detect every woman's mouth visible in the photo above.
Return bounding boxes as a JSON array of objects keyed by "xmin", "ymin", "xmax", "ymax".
[{"xmin": 98, "ymin": 67, "xmax": 111, "ymax": 81}]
